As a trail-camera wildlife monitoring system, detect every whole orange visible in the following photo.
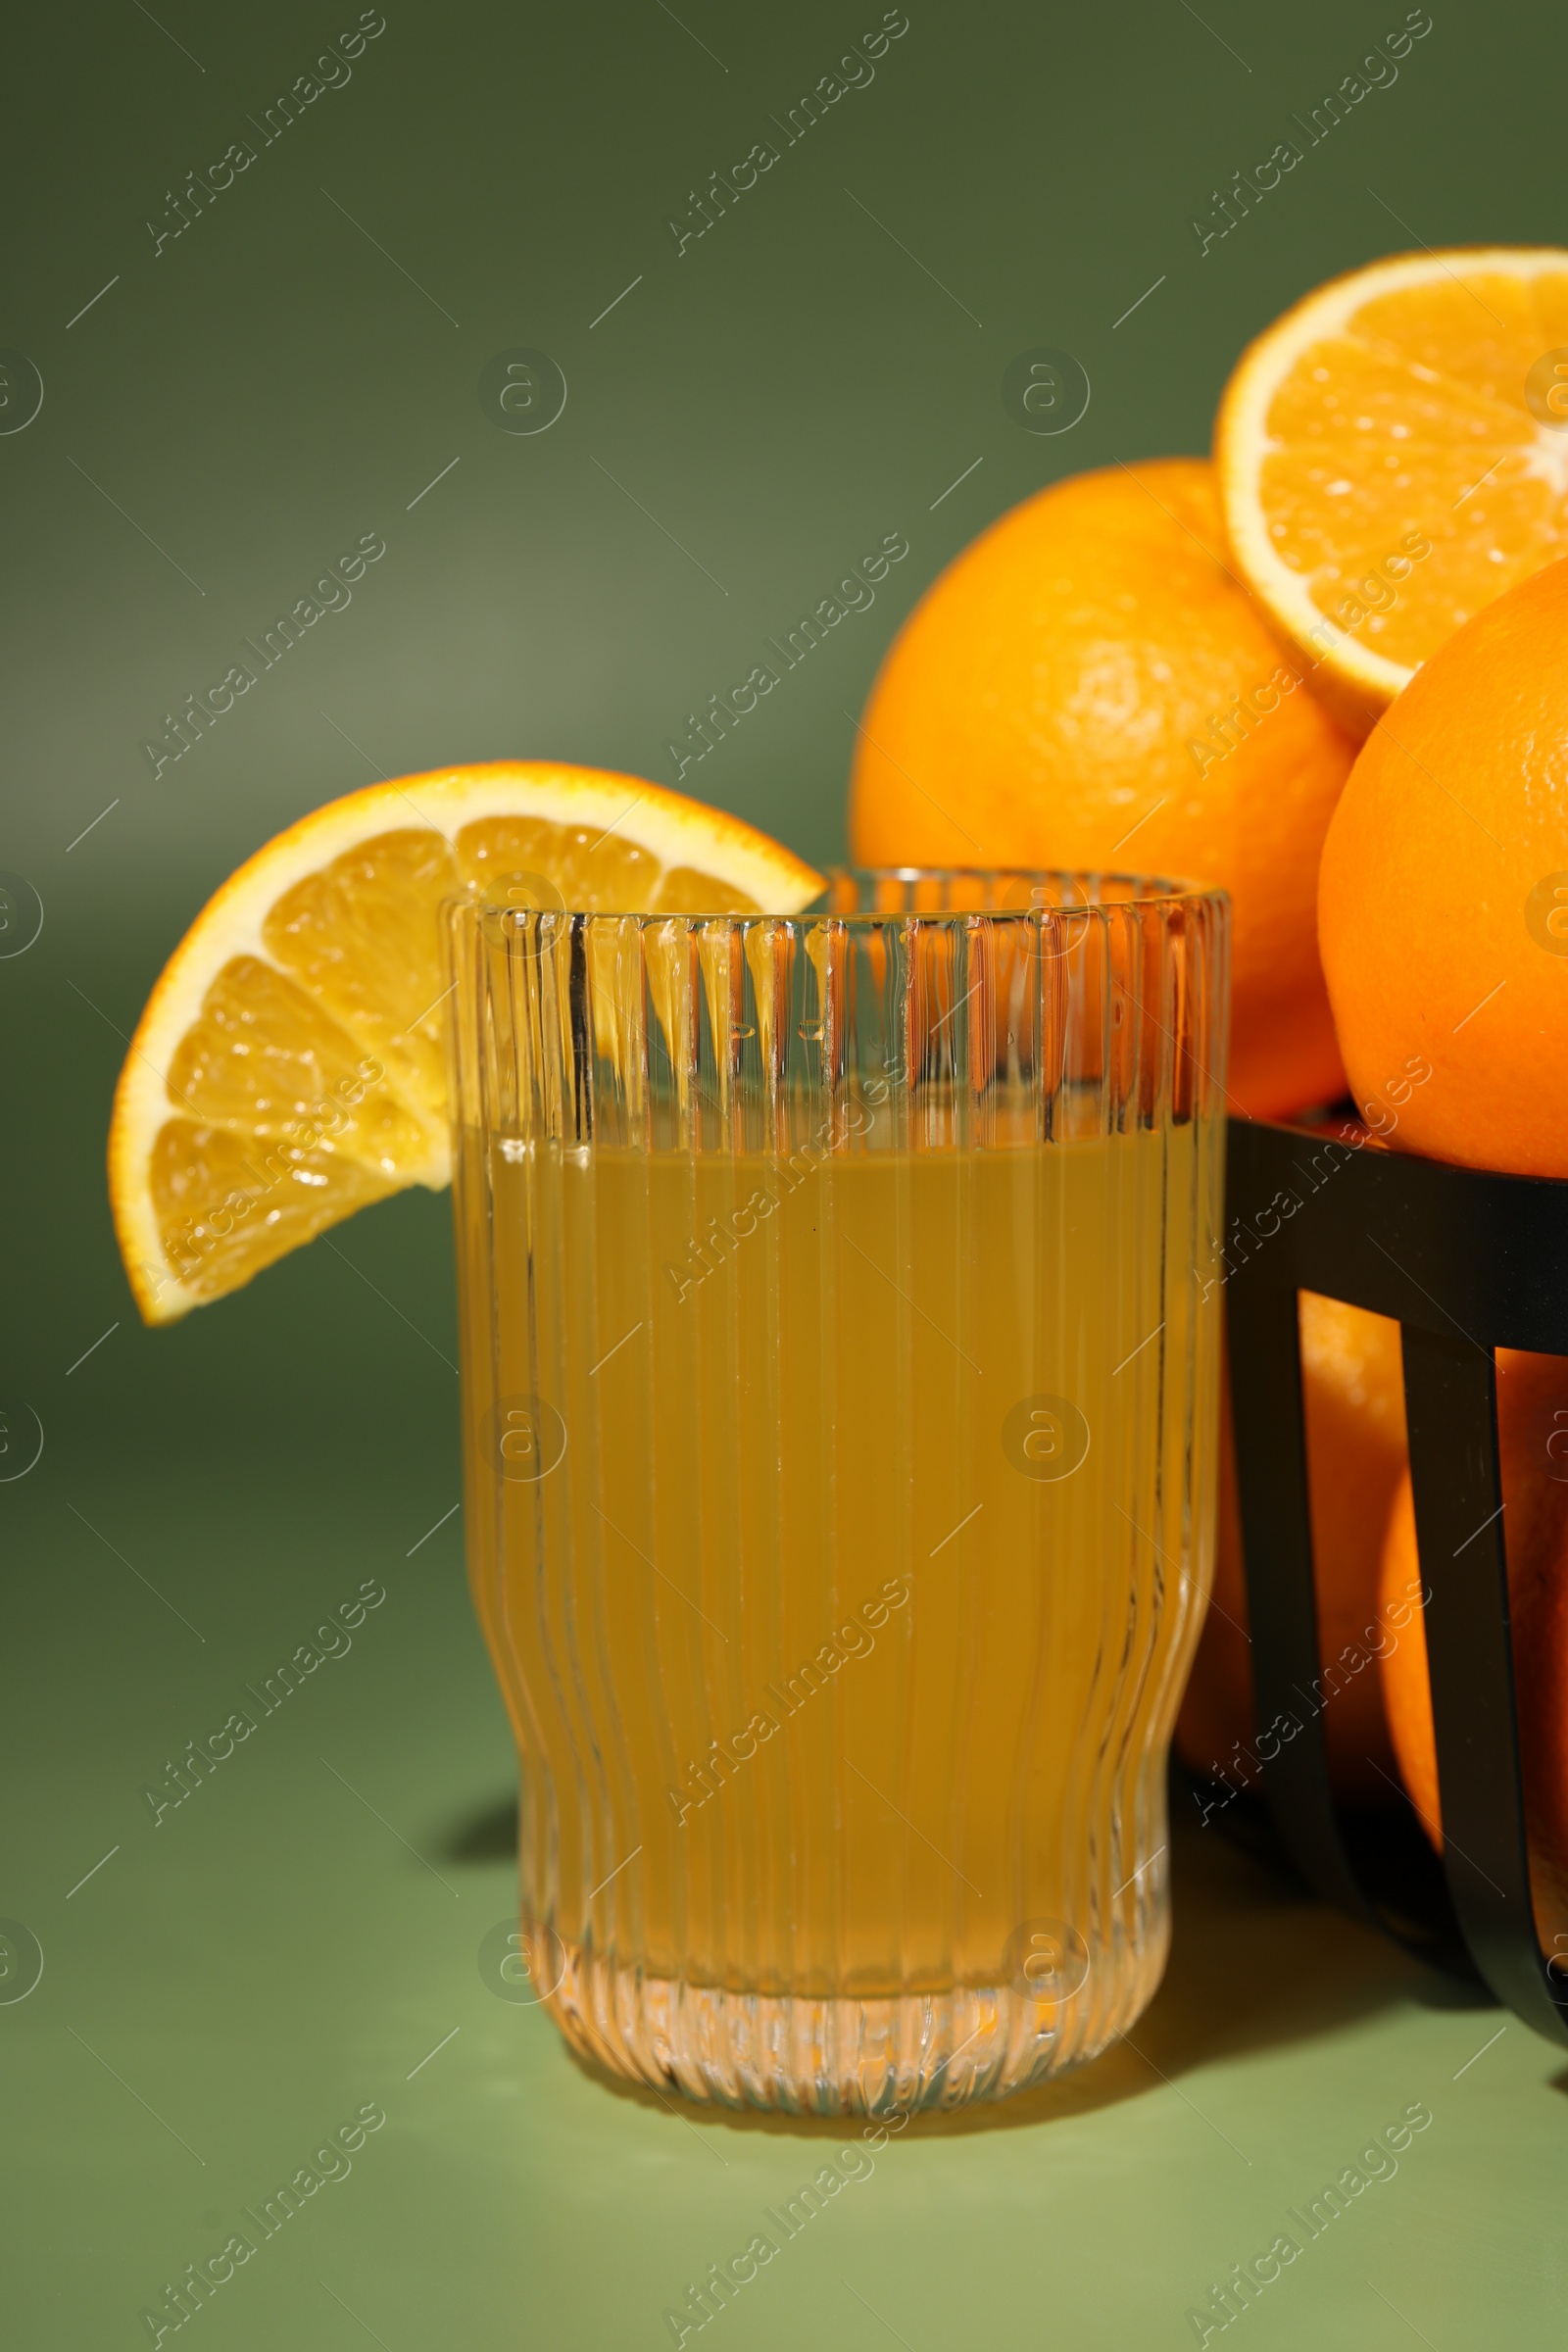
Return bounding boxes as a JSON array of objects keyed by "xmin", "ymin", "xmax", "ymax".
[
  {"xmin": 848, "ymin": 459, "xmax": 1360, "ymax": 1119},
  {"xmin": 1379, "ymin": 1350, "xmax": 1568, "ymax": 1941},
  {"xmin": 1177, "ymin": 1295, "xmax": 1407, "ymax": 1800},
  {"xmin": 1318, "ymin": 555, "xmax": 1568, "ymax": 1177}
]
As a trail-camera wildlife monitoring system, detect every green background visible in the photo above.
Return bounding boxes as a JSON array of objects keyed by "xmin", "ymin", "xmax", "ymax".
[{"xmin": 5, "ymin": 0, "xmax": 1567, "ymax": 2342}]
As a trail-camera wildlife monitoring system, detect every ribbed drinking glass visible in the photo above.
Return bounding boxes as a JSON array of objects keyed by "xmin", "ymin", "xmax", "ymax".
[{"xmin": 446, "ymin": 869, "xmax": 1229, "ymax": 2114}]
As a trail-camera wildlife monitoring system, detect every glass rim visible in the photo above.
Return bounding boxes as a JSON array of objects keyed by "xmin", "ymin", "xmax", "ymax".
[
  {"xmin": 453, "ymin": 865, "xmax": 1230, "ymax": 926},
  {"xmin": 822, "ymin": 864, "xmax": 1226, "ymax": 907}
]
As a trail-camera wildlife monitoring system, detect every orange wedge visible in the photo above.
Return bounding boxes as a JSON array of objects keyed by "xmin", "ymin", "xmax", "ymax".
[
  {"xmin": 1216, "ymin": 246, "xmax": 1568, "ymax": 725},
  {"xmin": 110, "ymin": 761, "xmax": 822, "ymax": 1324}
]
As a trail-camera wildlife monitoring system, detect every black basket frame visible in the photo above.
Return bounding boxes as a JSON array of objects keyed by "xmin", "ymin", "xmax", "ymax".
[{"xmin": 1223, "ymin": 1114, "xmax": 1568, "ymax": 2043}]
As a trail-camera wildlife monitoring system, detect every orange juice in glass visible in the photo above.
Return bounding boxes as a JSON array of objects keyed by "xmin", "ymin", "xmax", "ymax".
[{"xmin": 448, "ymin": 870, "xmax": 1228, "ymax": 2113}]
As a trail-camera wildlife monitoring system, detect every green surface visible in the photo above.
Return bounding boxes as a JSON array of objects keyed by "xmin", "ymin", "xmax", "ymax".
[
  {"xmin": 4, "ymin": 1404, "xmax": 1563, "ymax": 2350},
  {"xmin": 7, "ymin": 0, "xmax": 1568, "ymax": 2340}
]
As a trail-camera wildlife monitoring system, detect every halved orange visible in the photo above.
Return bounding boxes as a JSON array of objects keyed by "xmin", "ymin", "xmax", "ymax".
[
  {"xmin": 1216, "ymin": 246, "xmax": 1568, "ymax": 725},
  {"xmin": 110, "ymin": 762, "xmax": 822, "ymax": 1323}
]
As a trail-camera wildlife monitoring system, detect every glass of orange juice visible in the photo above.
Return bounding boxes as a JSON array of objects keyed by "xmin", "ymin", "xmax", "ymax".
[{"xmin": 446, "ymin": 869, "xmax": 1228, "ymax": 2113}]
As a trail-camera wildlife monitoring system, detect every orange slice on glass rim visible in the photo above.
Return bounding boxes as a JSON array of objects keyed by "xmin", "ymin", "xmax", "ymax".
[
  {"xmin": 109, "ymin": 761, "xmax": 821, "ymax": 1323},
  {"xmin": 1215, "ymin": 245, "xmax": 1568, "ymax": 725}
]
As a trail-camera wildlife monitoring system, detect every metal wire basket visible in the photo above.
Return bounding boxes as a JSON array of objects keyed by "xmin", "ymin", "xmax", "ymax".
[{"xmin": 1219, "ymin": 1114, "xmax": 1568, "ymax": 2044}]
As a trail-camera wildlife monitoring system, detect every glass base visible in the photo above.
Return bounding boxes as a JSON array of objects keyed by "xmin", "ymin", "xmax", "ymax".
[{"xmin": 544, "ymin": 1937, "xmax": 1150, "ymax": 2115}]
